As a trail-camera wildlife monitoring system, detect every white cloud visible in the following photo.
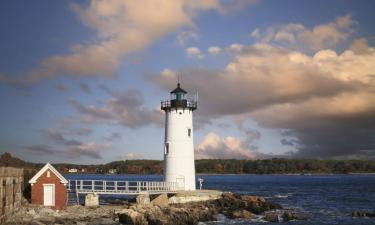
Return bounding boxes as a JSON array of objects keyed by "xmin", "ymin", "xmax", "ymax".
[
  {"xmin": 160, "ymin": 68, "xmax": 177, "ymax": 79},
  {"xmin": 229, "ymin": 43, "xmax": 244, "ymax": 52},
  {"xmin": 208, "ymin": 46, "xmax": 222, "ymax": 56},
  {"xmin": 126, "ymin": 152, "xmax": 144, "ymax": 160},
  {"xmin": 151, "ymin": 37, "xmax": 375, "ymax": 158},
  {"xmin": 186, "ymin": 46, "xmax": 205, "ymax": 59},
  {"xmin": 176, "ymin": 30, "xmax": 199, "ymax": 46},
  {"xmin": 251, "ymin": 14, "xmax": 355, "ymax": 51},
  {"xmin": 195, "ymin": 132, "xmax": 257, "ymax": 159},
  {"xmin": 1, "ymin": 0, "xmax": 223, "ymax": 84}
]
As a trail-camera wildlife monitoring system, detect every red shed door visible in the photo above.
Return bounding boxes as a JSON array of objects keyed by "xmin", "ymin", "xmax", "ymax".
[{"xmin": 43, "ymin": 184, "xmax": 55, "ymax": 206}]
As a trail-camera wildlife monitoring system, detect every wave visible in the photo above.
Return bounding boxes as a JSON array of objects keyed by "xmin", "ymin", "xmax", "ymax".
[{"xmin": 274, "ymin": 194, "xmax": 290, "ymax": 198}]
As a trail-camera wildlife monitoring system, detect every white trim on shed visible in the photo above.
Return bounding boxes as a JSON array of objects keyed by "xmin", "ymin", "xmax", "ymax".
[{"xmin": 29, "ymin": 162, "xmax": 68, "ymax": 184}]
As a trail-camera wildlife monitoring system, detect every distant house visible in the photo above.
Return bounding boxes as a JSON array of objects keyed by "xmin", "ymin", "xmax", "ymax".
[
  {"xmin": 68, "ymin": 168, "xmax": 78, "ymax": 173},
  {"xmin": 108, "ymin": 169, "xmax": 117, "ymax": 174},
  {"xmin": 29, "ymin": 163, "xmax": 68, "ymax": 210}
]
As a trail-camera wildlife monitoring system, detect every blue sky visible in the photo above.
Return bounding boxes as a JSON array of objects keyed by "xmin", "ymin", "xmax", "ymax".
[{"xmin": 1, "ymin": 0, "xmax": 375, "ymax": 163}]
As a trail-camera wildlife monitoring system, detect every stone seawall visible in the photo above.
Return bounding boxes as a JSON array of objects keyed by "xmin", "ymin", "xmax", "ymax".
[{"xmin": 0, "ymin": 167, "xmax": 23, "ymax": 223}]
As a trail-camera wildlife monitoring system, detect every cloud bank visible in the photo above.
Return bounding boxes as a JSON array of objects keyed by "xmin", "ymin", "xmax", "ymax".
[
  {"xmin": 25, "ymin": 128, "xmax": 110, "ymax": 159},
  {"xmin": 68, "ymin": 89, "xmax": 163, "ymax": 128},
  {"xmin": 195, "ymin": 131, "xmax": 259, "ymax": 159},
  {"xmin": 151, "ymin": 15, "xmax": 375, "ymax": 159}
]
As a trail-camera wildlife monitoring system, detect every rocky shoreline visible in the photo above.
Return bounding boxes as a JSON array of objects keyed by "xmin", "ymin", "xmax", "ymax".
[{"xmin": 6, "ymin": 192, "xmax": 306, "ymax": 225}]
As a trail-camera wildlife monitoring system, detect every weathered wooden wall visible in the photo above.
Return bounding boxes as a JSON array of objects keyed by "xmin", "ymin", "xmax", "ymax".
[{"xmin": 0, "ymin": 167, "xmax": 23, "ymax": 223}]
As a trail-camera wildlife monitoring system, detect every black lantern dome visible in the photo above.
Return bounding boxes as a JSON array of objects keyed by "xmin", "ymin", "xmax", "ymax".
[{"xmin": 161, "ymin": 83, "xmax": 197, "ymax": 111}]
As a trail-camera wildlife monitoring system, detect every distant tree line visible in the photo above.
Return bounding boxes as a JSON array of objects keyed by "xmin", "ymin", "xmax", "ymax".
[
  {"xmin": 1, "ymin": 153, "xmax": 375, "ymax": 176},
  {"xmin": 195, "ymin": 159, "xmax": 375, "ymax": 174},
  {"xmin": 64, "ymin": 158, "xmax": 375, "ymax": 175}
]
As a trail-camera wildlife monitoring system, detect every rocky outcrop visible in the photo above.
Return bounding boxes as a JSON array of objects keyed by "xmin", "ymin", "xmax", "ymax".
[
  {"xmin": 217, "ymin": 192, "xmax": 282, "ymax": 215},
  {"xmin": 117, "ymin": 192, "xmax": 292, "ymax": 225},
  {"xmin": 264, "ymin": 210, "xmax": 307, "ymax": 222},
  {"xmin": 352, "ymin": 211, "xmax": 375, "ymax": 218},
  {"xmin": 227, "ymin": 209, "xmax": 255, "ymax": 219},
  {"xmin": 7, "ymin": 192, "xmax": 306, "ymax": 225},
  {"xmin": 7, "ymin": 205, "xmax": 123, "ymax": 225},
  {"xmin": 118, "ymin": 203, "xmax": 217, "ymax": 225}
]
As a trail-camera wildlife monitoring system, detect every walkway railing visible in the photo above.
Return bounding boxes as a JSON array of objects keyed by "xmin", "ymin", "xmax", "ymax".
[{"xmin": 67, "ymin": 180, "xmax": 183, "ymax": 195}]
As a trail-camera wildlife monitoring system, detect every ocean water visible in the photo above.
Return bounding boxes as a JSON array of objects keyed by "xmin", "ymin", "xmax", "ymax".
[{"xmin": 65, "ymin": 174, "xmax": 375, "ymax": 225}]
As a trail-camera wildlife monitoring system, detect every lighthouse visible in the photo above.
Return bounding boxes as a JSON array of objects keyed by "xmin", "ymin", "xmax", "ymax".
[{"xmin": 161, "ymin": 83, "xmax": 197, "ymax": 190}]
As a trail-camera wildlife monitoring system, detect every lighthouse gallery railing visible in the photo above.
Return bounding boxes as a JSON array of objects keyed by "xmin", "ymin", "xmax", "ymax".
[{"xmin": 67, "ymin": 180, "xmax": 183, "ymax": 195}]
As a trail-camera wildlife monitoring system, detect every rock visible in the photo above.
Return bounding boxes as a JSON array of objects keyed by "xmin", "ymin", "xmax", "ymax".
[
  {"xmin": 39, "ymin": 216, "xmax": 56, "ymax": 224},
  {"xmin": 352, "ymin": 211, "xmax": 375, "ymax": 217},
  {"xmin": 282, "ymin": 210, "xmax": 307, "ymax": 221},
  {"xmin": 76, "ymin": 222, "xmax": 87, "ymax": 225},
  {"xmin": 151, "ymin": 193, "xmax": 169, "ymax": 207},
  {"xmin": 39, "ymin": 208, "xmax": 56, "ymax": 217},
  {"xmin": 263, "ymin": 210, "xmax": 307, "ymax": 222},
  {"xmin": 118, "ymin": 209, "xmax": 148, "ymax": 225},
  {"xmin": 6, "ymin": 192, "xmax": 294, "ymax": 225},
  {"xmin": 136, "ymin": 194, "xmax": 151, "ymax": 205},
  {"xmin": 90, "ymin": 218, "xmax": 119, "ymax": 225},
  {"xmin": 228, "ymin": 209, "xmax": 254, "ymax": 219},
  {"xmin": 85, "ymin": 193, "xmax": 99, "ymax": 207},
  {"xmin": 264, "ymin": 211, "xmax": 281, "ymax": 222},
  {"xmin": 30, "ymin": 221, "xmax": 46, "ymax": 225},
  {"xmin": 28, "ymin": 209, "xmax": 37, "ymax": 216},
  {"xmin": 218, "ymin": 192, "xmax": 282, "ymax": 215},
  {"xmin": 240, "ymin": 195, "xmax": 265, "ymax": 203}
]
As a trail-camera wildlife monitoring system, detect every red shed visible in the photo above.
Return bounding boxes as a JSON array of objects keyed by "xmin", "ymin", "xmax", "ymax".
[{"xmin": 29, "ymin": 163, "xmax": 68, "ymax": 210}]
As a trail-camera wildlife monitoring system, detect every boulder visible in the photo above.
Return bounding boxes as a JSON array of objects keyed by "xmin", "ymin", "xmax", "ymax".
[
  {"xmin": 282, "ymin": 210, "xmax": 307, "ymax": 221},
  {"xmin": 151, "ymin": 194, "xmax": 169, "ymax": 207},
  {"xmin": 30, "ymin": 221, "xmax": 46, "ymax": 225},
  {"xmin": 264, "ymin": 211, "xmax": 280, "ymax": 222},
  {"xmin": 117, "ymin": 209, "xmax": 148, "ymax": 225},
  {"xmin": 219, "ymin": 192, "xmax": 282, "ymax": 215},
  {"xmin": 85, "ymin": 193, "xmax": 99, "ymax": 207},
  {"xmin": 228, "ymin": 209, "xmax": 254, "ymax": 219},
  {"xmin": 136, "ymin": 194, "xmax": 151, "ymax": 205},
  {"xmin": 352, "ymin": 211, "xmax": 375, "ymax": 217},
  {"xmin": 240, "ymin": 195, "xmax": 265, "ymax": 203}
]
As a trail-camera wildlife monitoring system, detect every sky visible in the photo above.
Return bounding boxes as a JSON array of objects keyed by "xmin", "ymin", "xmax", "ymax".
[{"xmin": 0, "ymin": 0, "xmax": 375, "ymax": 164}]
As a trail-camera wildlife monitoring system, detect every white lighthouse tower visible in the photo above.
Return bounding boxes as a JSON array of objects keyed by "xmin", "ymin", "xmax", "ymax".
[{"xmin": 161, "ymin": 83, "xmax": 197, "ymax": 191}]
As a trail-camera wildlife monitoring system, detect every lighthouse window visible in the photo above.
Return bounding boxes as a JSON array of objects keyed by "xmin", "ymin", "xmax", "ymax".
[
  {"xmin": 188, "ymin": 128, "xmax": 191, "ymax": 137},
  {"xmin": 165, "ymin": 143, "xmax": 169, "ymax": 155}
]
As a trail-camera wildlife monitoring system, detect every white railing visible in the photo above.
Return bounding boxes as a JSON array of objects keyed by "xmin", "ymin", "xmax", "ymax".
[{"xmin": 67, "ymin": 180, "xmax": 183, "ymax": 195}]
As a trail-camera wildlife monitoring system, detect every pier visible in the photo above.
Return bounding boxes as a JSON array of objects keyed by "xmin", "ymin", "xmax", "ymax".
[{"xmin": 67, "ymin": 179, "xmax": 184, "ymax": 195}]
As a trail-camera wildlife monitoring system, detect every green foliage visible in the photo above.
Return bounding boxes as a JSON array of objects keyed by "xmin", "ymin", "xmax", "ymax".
[
  {"xmin": 196, "ymin": 158, "xmax": 375, "ymax": 174},
  {"xmin": 1, "ymin": 153, "xmax": 375, "ymax": 175}
]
